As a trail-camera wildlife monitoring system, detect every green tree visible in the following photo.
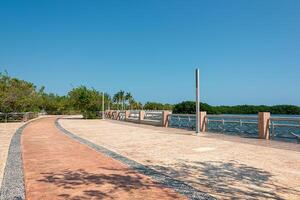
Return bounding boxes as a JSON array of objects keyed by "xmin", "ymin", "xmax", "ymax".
[
  {"xmin": 113, "ymin": 90, "xmax": 127, "ymax": 110},
  {"xmin": 113, "ymin": 92, "xmax": 119, "ymax": 109},
  {"xmin": 143, "ymin": 102, "xmax": 173, "ymax": 110},
  {"xmin": 125, "ymin": 92, "xmax": 134, "ymax": 110},
  {"xmin": 68, "ymin": 86, "xmax": 102, "ymax": 118},
  {"xmin": 173, "ymin": 101, "xmax": 300, "ymax": 115},
  {"xmin": 0, "ymin": 72, "xmax": 39, "ymax": 112}
]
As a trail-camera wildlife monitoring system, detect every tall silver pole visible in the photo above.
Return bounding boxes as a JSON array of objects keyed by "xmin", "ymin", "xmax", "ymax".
[
  {"xmin": 195, "ymin": 69, "xmax": 200, "ymax": 134},
  {"xmin": 102, "ymin": 92, "xmax": 105, "ymax": 119}
]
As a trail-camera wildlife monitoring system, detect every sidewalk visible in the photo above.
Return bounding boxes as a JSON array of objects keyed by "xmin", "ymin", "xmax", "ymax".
[
  {"xmin": 59, "ymin": 118, "xmax": 300, "ymax": 200},
  {"xmin": 21, "ymin": 117, "xmax": 187, "ymax": 200}
]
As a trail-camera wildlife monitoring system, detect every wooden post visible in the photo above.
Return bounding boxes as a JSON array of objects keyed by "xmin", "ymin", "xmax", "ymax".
[
  {"xmin": 162, "ymin": 111, "xmax": 171, "ymax": 127},
  {"xmin": 258, "ymin": 112, "xmax": 270, "ymax": 139},
  {"xmin": 125, "ymin": 110, "xmax": 130, "ymax": 121},
  {"xmin": 139, "ymin": 110, "xmax": 145, "ymax": 123},
  {"xmin": 200, "ymin": 111, "xmax": 207, "ymax": 132}
]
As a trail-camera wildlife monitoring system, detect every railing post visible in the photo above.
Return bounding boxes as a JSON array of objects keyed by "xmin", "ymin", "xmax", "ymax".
[
  {"xmin": 200, "ymin": 111, "xmax": 207, "ymax": 132},
  {"xmin": 23, "ymin": 113, "xmax": 28, "ymax": 122},
  {"xmin": 162, "ymin": 111, "xmax": 171, "ymax": 127},
  {"xmin": 139, "ymin": 110, "xmax": 145, "ymax": 123},
  {"xmin": 111, "ymin": 111, "xmax": 115, "ymax": 119},
  {"xmin": 125, "ymin": 110, "xmax": 130, "ymax": 121},
  {"xmin": 108, "ymin": 110, "xmax": 113, "ymax": 119},
  {"xmin": 115, "ymin": 111, "xmax": 120, "ymax": 120},
  {"xmin": 258, "ymin": 112, "xmax": 270, "ymax": 139}
]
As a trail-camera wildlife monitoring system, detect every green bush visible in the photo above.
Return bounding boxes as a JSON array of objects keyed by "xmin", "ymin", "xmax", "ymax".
[{"xmin": 82, "ymin": 111, "xmax": 99, "ymax": 119}]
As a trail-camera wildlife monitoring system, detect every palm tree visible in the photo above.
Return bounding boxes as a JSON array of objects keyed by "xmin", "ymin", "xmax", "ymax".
[
  {"xmin": 106, "ymin": 94, "xmax": 112, "ymax": 110},
  {"xmin": 119, "ymin": 90, "xmax": 125, "ymax": 110},
  {"xmin": 104, "ymin": 93, "xmax": 112, "ymax": 110},
  {"xmin": 131, "ymin": 101, "xmax": 143, "ymax": 110},
  {"xmin": 125, "ymin": 92, "xmax": 134, "ymax": 110},
  {"xmin": 113, "ymin": 90, "xmax": 125, "ymax": 110},
  {"xmin": 113, "ymin": 92, "xmax": 121, "ymax": 109}
]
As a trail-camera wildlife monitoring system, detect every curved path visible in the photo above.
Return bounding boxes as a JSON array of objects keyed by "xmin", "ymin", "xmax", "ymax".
[{"xmin": 19, "ymin": 117, "xmax": 191, "ymax": 200}]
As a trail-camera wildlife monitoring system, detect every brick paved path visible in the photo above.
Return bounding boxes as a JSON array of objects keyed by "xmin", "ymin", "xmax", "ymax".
[{"xmin": 21, "ymin": 117, "xmax": 186, "ymax": 200}]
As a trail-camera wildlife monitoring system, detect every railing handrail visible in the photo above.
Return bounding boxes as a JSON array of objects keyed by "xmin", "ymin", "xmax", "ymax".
[
  {"xmin": 145, "ymin": 111, "xmax": 163, "ymax": 114},
  {"xmin": 0, "ymin": 112, "xmax": 35, "ymax": 114},
  {"xmin": 169, "ymin": 114, "xmax": 195, "ymax": 117},
  {"xmin": 206, "ymin": 115, "xmax": 258, "ymax": 120},
  {"xmin": 207, "ymin": 119, "xmax": 258, "ymax": 124},
  {"xmin": 130, "ymin": 110, "xmax": 140, "ymax": 113},
  {"xmin": 270, "ymin": 117, "xmax": 300, "ymax": 122},
  {"xmin": 143, "ymin": 118, "xmax": 161, "ymax": 122},
  {"xmin": 169, "ymin": 114, "xmax": 258, "ymax": 120},
  {"xmin": 271, "ymin": 123, "xmax": 300, "ymax": 128}
]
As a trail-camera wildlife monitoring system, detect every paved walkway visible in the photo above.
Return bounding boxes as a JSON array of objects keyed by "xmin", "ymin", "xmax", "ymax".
[
  {"xmin": 21, "ymin": 117, "xmax": 187, "ymax": 200},
  {"xmin": 60, "ymin": 118, "xmax": 300, "ymax": 200}
]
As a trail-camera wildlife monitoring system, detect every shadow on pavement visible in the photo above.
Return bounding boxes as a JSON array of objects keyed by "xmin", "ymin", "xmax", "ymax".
[
  {"xmin": 148, "ymin": 160, "xmax": 300, "ymax": 200},
  {"xmin": 38, "ymin": 167, "xmax": 182, "ymax": 199}
]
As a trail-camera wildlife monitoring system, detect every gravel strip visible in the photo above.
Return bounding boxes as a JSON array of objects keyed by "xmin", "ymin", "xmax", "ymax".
[
  {"xmin": 56, "ymin": 119, "xmax": 216, "ymax": 200},
  {"xmin": 0, "ymin": 124, "xmax": 27, "ymax": 200}
]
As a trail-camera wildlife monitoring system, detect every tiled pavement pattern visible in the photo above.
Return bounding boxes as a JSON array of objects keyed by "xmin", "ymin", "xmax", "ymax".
[
  {"xmin": 59, "ymin": 118, "xmax": 300, "ymax": 200},
  {"xmin": 21, "ymin": 117, "xmax": 189, "ymax": 200}
]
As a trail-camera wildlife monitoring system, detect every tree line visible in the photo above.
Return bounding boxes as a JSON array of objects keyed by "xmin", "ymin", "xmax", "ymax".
[
  {"xmin": 1, "ymin": 72, "xmax": 299, "ymax": 118},
  {"xmin": 172, "ymin": 101, "xmax": 300, "ymax": 115},
  {"xmin": 0, "ymin": 72, "xmax": 170, "ymax": 118}
]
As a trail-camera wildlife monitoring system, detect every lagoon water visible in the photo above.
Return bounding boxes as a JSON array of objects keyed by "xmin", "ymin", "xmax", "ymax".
[{"xmin": 169, "ymin": 114, "xmax": 300, "ymax": 143}]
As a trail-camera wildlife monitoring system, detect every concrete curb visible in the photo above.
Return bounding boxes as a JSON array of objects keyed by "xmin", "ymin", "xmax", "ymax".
[{"xmin": 56, "ymin": 118, "xmax": 216, "ymax": 200}]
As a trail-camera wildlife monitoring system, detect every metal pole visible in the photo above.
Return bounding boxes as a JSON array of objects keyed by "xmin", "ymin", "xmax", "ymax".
[
  {"xmin": 102, "ymin": 92, "xmax": 105, "ymax": 119},
  {"xmin": 195, "ymin": 68, "xmax": 200, "ymax": 134}
]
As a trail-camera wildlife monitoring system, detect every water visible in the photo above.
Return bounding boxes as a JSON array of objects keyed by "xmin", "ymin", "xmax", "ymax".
[{"xmin": 169, "ymin": 114, "xmax": 300, "ymax": 143}]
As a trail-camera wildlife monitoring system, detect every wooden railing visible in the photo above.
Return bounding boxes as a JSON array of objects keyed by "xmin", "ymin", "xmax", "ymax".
[{"xmin": 0, "ymin": 112, "xmax": 38, "ymax": 122}]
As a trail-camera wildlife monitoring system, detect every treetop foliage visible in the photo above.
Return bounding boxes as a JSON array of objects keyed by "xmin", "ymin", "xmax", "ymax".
[
  {"xmin": 143, "ymin": 102, "xmax": 173, "ymax": 110},
  {"xmin": 172, "ymin": 101, "xmax": 300, "ymax": 115},
  {"xmin": 1, "ymin": 72, "xmax": 299, "ymax": 118}
]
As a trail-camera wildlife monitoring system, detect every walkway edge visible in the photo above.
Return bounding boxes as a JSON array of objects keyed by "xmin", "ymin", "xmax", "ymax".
[
  {"xmin": 55, "ymin": 118, "xmax": 216, "ymax": 200},
  {"xmin": 0, "ymin": 116, "xmax": 51, "ymax": 200},
  {"xmin": 0, "ymin": 123, "xmax": 26, "ymax": 200}
]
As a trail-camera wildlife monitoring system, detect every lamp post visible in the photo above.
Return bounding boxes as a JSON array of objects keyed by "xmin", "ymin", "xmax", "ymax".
[
  {"xmin": 195, "ymin": 68, "xmax": 200, "ymax": 134},
  {"xmin": 102, "ymin": 92, "xmax": 105, "ymax": 120}
]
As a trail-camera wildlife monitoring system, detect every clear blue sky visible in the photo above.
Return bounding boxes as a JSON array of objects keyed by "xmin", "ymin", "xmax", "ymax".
[{"xmin": 1, "ymin": 0, "xmax": 299, "ymax": 105}]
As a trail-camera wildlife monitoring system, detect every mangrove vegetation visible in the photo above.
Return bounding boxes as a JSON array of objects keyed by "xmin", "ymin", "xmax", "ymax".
[{"xmin": 1, "ymin": 72, "xmax": 300, "ymax": 118}]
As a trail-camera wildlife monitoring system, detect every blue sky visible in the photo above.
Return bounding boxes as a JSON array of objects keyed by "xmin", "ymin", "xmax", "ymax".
[{"xmin": 0, "ymin": 0, "xmax": 299, "ymax": 105}]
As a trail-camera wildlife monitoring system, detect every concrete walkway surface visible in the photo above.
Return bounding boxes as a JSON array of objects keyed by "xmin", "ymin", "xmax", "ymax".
[{"xmin": 59, "ymin": 118, "xmax": 300, "ymax": 200}]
